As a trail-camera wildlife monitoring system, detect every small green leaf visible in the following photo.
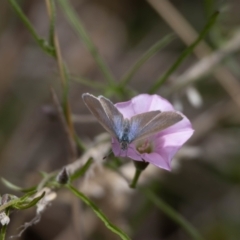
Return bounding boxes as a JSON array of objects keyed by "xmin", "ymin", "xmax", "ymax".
[
  {"xmin": 70, "ymin": 158, "xmax": 93, "ymax": 182},
  {"xmin": 1, "ymin": 178, "xmax": 36, "ymax": 193},
  {"xmin": 0, "ymin": 198, "xmax": 19, "ymax": 213},
  {"xmin": 14, "ymin": 192, "xmax": 45, "ymax": 210},
  {"xmin": 18, "ymin": 190, "xmax": 38, "ymax": 202},
  {"xmin": 39, "ymin": 171, "xmax": 49, "ymax": 178},
  {"xmin": 1, "ymin": 178, "xmax": 22, "ymax": 191}
]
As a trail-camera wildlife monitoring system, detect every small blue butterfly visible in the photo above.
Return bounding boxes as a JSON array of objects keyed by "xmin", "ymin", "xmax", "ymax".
[{"xmin": 82, "ymin": 93, "xmax": 183, "ymax": 150}]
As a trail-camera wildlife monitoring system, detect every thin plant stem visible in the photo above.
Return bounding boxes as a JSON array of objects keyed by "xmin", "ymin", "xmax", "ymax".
[
  {"xmin": 51, "ymin": 89, "xmax": 77, "ymax": 160},
  {"xmin": 67, "ymin": 184, "xmax": 131, "ymax": 240},
  {"xmin": 106, "ymin": 164, "xmax": 204, "ymax": 240},
  {"xmin": 46, "ymin": 0, "xmax": 56, "ymax": 47},
  {"xmin": 70, "ymin": 158, "xmax": 93, "ymax": 182},
  {"xmin": 45, "ymin": 0, "xmax": 76, "ymax": 154},
  {"xmin": 0, "ymin": 209, "xmax": 9, "ymax": 240},
  {"xmin": 129, "ymin": 168, "xmax": 142, "ymax": 189},
  {"xmin": 140, "ymin": 187, "xmax": 205, "ymax": 240},
  {"xmin": 58, "ymin": 0, "xmax": 116, "ymax": 85},
  {"xmin": 120, "ymin": 34, "xmax": 175, "ymax": 85},
  {"xmin": 0, "ymin": 224, "xmax": 7, "ymax": 240},
  {"xmin": 0, "ymin": 199, "xmax": 19, "ymax": 213},
  {"xmin": 74, "ymin": 134, "xmax": 86, "ymax": 151},
  {"xmin": 149, "ymin": 11, "xmax": 219, "ymax": 93},
  {"xmin": 8, "ymin": 0, "xmax": 55, "ymax": 56}
]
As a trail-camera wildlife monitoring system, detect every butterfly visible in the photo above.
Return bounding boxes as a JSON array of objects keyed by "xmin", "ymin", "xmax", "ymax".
[{"xmin": 82, "ymin": 93, "xmax": 183, "ymax": 150}]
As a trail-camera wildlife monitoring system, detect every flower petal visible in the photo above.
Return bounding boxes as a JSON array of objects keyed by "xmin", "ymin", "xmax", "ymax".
[
  {"xmin": 154, "ymin": 129, "xmax": 194, "ymax": 165},
  {"xmin": 147, "ymin": 94, "xmax": 175, "ymax": 111},
  {"xmin": 114, "ymin": 101, "xmax": 135, "ymax": 118},
  {"xmin": 141, "ymin": 152, "xmax": 171, "ymax": 171},
  {"xmin": 158, "ymin": 113, "xmax": 193, "ymax": 136},
  {"xmin": 115, "ymin": 94, "xmax": 175, "ymax": 118}
]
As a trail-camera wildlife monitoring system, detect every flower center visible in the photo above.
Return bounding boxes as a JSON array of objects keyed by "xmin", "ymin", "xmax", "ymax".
[{"xmin": 136, "ymin": 139, "xmax": 153, "ymax": 154}]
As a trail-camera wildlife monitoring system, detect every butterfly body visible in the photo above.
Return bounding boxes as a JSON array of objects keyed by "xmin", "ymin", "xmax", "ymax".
[
  {"xmin": 82, "ymin": 93, "xmax": 183, "ymax": 151},
  {"xmin": 119, "ymin": 119, "xmax": 131, "ymax": 150},
  {"xmin": 109, "ymin": 114, "xmax": 132, "ymax": 150}
]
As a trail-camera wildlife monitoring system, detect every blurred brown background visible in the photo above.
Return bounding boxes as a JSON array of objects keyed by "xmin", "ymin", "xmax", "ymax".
[{"xmin": 1, "ymin": 0, "xmax": 240, "ymax": 239}]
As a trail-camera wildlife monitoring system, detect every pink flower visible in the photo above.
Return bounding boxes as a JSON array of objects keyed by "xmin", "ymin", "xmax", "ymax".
[{"xmin": 111, "ymin": 94, "xmax": 194, "ymax": 170}]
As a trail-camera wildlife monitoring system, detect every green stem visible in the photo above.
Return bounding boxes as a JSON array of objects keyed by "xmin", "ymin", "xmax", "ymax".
[
  {"xmin": 37, "ymin": 171, "xmax": 57, "ymax": 191},
  {"xmin": 141, "ymin": 188, "xmax": 205, "ymax": 240},
  {"xmin": 0, "ymin": 198, "xmax": 19, "ymax": 212},
  {"xmin": 67, "ymin": 184, "xmax": 131, "ymax": 240},
  {"xmin": 58, "ymin": 0, "xmax": 116, "ymax": 85},
  {"xmin": 0, "ymin": 209, "xmax": 9, "ymax": 240},
  {"xmin": 48, "ymin": 0, "xmax": 56, "ymax": 47},
  {"xmin": 70, "ymin": 158, "xmax": 93, "ymax": 182},
  {"xmin": 0, "ymin": 224, "xmax": 7, "ymax": 240},
  {"xmin": 74, "ymin": 133, "xmax": 86, "ymax": 151},
  {"xmin": 8, "ymin": 0, "xmax": 55, "ymax": 56},
  {"xmin": 129, "ymin": 168, "xmax": 142, "ymax": 189},
  {"xmin": 121, "ymin": 34, "xmax": 175, "ymax": 85},
  {"xmin": 149, "ymin": 11, "xmax": 219, "ymax": 93},
  {"xmin": 61, "ymin": 64, "xmax": 71, "ymax": 119}
]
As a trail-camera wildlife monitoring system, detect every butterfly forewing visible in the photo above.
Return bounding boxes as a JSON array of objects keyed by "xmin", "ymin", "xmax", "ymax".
[
  {"xmin": 128, "ymin": 111, "xmax": 161, "ymax": 142},
  {"xmin": 133, "ymin": 111, "xmax": 183, "ymax": 142},
  {"xmin": 99, "ymin": 96, "xmax": 125, "ymax": 138},
  {"xmin": 99, "ymin": 96, "xmax": 123, "ymax": 118},
  {"xmin": 82, "ymin": 93, "xmax": 117, "ymax": 138}
]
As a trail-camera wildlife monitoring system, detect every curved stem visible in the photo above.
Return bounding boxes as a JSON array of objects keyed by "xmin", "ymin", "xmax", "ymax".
[{"xmin": 67, "ymin": 184, "xmax": 131, "ymax": 240}]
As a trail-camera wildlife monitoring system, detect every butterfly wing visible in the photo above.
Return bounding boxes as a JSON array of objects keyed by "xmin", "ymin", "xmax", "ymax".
[
  {"xmin": 99, "ymin": 96, "xmax": 125, "ymax": 139},
  {"xmin": 127, "ymin": 111, "xmax": 161, "ymax": 142},
  {"xmin": 82, "ymin": 93, "xmax": 118, "ymax": 138},
  {"xmin": 131, "ymin": 111, "xmax": 183, "ymax": 142}
]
